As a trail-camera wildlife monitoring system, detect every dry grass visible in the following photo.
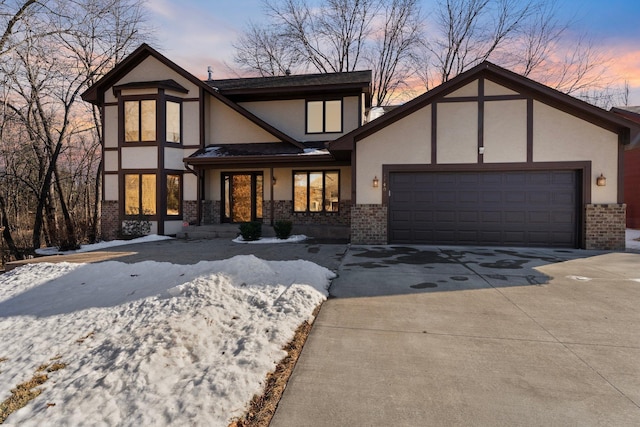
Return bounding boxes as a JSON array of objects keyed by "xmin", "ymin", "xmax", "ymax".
[
  {"xmin": 0, "ymin": 360, "xmax": 66, "ymax": 424},
  {"xmin": 229, "ymin": 304, "xmax": 322, "ymax": 427}
]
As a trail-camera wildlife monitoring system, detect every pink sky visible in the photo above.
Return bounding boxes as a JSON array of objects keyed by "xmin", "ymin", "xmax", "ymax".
[{"xmin": 144, "ymin": 0, "xmax": 640, "ymax": 106}]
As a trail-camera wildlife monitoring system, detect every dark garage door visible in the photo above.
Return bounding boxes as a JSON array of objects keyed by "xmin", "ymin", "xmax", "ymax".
[{"xmin": 389, "ymin": 170, "xmax": 579, "ymax": 247}]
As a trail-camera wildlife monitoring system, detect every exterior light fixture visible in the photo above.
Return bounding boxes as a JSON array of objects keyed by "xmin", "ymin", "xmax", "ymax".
[
  {"xmin": 272, "ymin": 176, "xmax": 277, "ymax": 186},
  {"xmin": 373, "ymin": 176, "xmax": 379, "ymax": 188},
  {"xmin": 596, "ymin": 173, "xmax": 606, "ymax": 187}
]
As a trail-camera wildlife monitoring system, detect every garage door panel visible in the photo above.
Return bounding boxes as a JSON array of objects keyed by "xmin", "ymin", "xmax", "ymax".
[{"xmin": 389, "ymin": 170, "xmax": 578, "ymax": 247}]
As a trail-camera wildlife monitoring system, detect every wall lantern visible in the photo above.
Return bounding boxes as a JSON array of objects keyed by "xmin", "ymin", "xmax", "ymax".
[
  {"xmin": 373, "ymin": 176, "xmax": 379, "ymax": 188},
  {"xmin": 272, "ymin": 176, "xmax": 277, "ymax": 186},
  {"xmin": 596, "ymin": 173, "xmax": 606, "ymax": 187}
]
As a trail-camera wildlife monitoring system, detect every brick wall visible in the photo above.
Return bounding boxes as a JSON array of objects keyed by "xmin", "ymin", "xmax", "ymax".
[
  {"xmin": 183, "ymin": 201, "xmax": 198, "ymax": 225},
  {"xmin": 585, "ymin": 204, "xmax": 626, "ymax": 250},
  {"xmin": 351, "ymin": 204, "xmax": 387, "ymax": 244},
  {"xmin": 201, "ymin": 200, "xmax": 221, "ymax": 225},
  {"xmin": 101, "ymin": 200, "xmax": 119, "ymax": 241},
  {"xmin": 267, "ymin": 200, "xmax": 351, "ymax": 226}
]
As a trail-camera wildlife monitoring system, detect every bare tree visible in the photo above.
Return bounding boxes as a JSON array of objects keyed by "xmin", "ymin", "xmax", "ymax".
[
  {"xmin": 0, "ymin": 0, "xmax": 150, "ymax": 258},
  {"xmin": 234, "ymin": 0, "xmax": 422, "ymax": 105}
]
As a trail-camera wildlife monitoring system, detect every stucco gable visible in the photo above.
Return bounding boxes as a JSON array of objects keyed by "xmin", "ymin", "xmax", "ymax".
[{"xmin": 329, "ymin": 61, "xmax": 637, "ymax": 153}]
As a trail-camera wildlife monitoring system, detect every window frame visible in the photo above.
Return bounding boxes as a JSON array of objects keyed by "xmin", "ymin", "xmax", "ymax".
[
  {"xmin": 165, "ymin": 97, "xmax": 183, "ymax": 145},
  {"xmin": 123, "ymin": 98, "xmax": 157, "ymax": 143},
  {"xmin": 123, "ymin": 172, "xmax": 157, "ymax": 218},
  {"xmin": 292, "ymin": 170, "xmax": 340, "ymax": 213},
  {"xmin": 305, "ymin": 99, "xmax": 343, "ymax": 134},
  {"xmin": 165, "ymin": 172, "xmax": 182, "ymax": 217}
]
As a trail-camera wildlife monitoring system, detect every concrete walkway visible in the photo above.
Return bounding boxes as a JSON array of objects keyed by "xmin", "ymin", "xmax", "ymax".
[{"xmin": 271, "ymin": 246, "xmax": 640, "ymax": 426}]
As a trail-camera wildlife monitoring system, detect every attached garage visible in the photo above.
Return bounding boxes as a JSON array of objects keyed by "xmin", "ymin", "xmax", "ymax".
[
  {"xmin": 329, "ymin": 61, "xmax": 637, "ymax": 250},
  {"xmin": 388, "ymin": 170, "xmax": 580, "ymax": 247}
]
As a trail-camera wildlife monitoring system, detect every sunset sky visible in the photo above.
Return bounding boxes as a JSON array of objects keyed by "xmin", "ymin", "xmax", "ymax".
[{"xmin": 144, "ymin": 0, "xmax": 640, "ymax": 105}]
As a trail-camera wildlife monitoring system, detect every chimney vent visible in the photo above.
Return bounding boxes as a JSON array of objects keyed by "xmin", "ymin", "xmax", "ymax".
[{"xmin": 207, "ymin": 66, "xmax": 213, "ymax": 81}]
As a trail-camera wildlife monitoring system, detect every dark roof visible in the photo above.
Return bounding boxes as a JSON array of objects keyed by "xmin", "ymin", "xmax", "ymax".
[
  {"xmin": 112, "ymin": 79, "xmax": 188, "ymax": 94},
  {"xmin": 209, "ymin": 70, "xmax": 371, "ymax": 92},
  {"xmin": 185, "ymin": 142, "xmax": 335, "ymax": 167},
  {"xmin": 330, "ymin": 61, "xmax": 640, "ymax": 152}
]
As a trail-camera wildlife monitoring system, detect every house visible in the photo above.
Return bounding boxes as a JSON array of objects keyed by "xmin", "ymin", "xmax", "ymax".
[
  {"xmin": 610, "ymin": 107, "xmax": 640, "ymax": 229},
  {"xmin": 82, "ymin": 44, "xmax": 638, "ymax": 250}
]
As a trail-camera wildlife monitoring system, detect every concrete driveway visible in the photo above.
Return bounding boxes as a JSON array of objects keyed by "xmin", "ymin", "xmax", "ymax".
[{"xmin": 271, "ymin": 246, "xmax": 640, "ymax": 426}]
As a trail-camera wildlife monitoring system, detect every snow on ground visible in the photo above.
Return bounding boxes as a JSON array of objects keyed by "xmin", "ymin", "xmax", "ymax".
[
  {"xmin": 627, "ymin": 229, "xmax": 640, "ymax": 251},
  {"xmin": 233, "ymin": 235, "xmax": 308, "ymax": 244},
  {"xmin": 35, "ymin": 234, "xmax": 173, "ymax": 256},
  {"xmin": 0, "ymin": 256, "xmax": 335, "ymax": 426}
]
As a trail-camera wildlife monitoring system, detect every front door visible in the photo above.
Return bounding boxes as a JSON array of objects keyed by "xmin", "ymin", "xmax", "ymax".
[{"xmin": 222, "ymin": 172, "xmax": 263, "ymax": 223}]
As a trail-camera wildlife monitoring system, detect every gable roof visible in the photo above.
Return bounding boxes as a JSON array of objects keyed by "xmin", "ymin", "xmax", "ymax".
[
  {"xmin": 330, "ymin": 61, "xmax": 640, "ymax": 152},
  {"xmin": 81, "ymin": 43, "xmax": 303, "ymax": 148}
]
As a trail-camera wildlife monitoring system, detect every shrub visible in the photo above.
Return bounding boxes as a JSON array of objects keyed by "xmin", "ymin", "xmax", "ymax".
[
  {"xmin": 273, "ymin": 220, "xmax": 293, "ymax": 240},
  {"xmin": 239, "ymin": 221, "xmax": 262, "ymax": 241},
  {"xmin": 121, "ymin": 213, "xmax": 151, "ymax": 239}
]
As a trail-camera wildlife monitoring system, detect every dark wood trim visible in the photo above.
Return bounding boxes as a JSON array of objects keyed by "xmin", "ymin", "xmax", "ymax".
[
  {"xmin": 105, "ymin": 102, "xmax": 118, "ymax": 107},
  {"xmin": 478, "ymin": 77, "xmax": 484, "ymax": 164},
  {"xmin": 181, "ymin": 97, "xmax": 200, "ymax": 102},
  {"xmin": 104, "ymin": 147, "xmax": 119, "ymax": 151},
  {"xmin": 157, "ymin": 90, "xmax": 166, "ymax": 234},
  {"xmin": 618, "ymin": 138, "xmax": 625, "ymax": 204},
  {"xmin": 191, "ymin": 158, "xmax": 350, "ymax": 171},
  {"xmin": 104, "ymin": 171, "xmax": 118, "ymax": 175},
  {"xmin": 199, "ymin": 87, "xmax": 205, "ymax": 149},
  {"xmin": 351, "ymin": 147, "xmax": 357, "ymax": 203},
  {"xmin": 527, "ymin": 98, "xmax": 534, "ymax": 163},
  {"xmin": 431, "ymin": 103, "xmax": 437, "ymax": 164},
  {"xmin": 186, "ymin": 153, "xmax": 341, "ymax": 167},
  {"xmin": 182, "ymin": 144, "xmax": 202, "ymax": 149},
  {"xmin": 438, "ymin": 94, "xmax": 527, "ymax": 103}
]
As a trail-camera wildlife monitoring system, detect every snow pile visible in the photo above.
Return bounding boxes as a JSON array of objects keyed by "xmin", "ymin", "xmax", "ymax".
[
  {"xmin": 35, "ymin": 234, "xmax": 173, "ymax": 256},
  {"xmin": 233, "ymin": 235, "xmax": 308, "ymax": 244},
  {"xmin": 0, "ymin": 255, "xmax": 335, "ymax": 426},
  {"xmin": 626, "ymin": 228, "xmax": 640, "ymax": 251}
]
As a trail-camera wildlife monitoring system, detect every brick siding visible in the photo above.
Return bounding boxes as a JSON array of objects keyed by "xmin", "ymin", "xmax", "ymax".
[
  {"xmin": 101, "ymin": 200, "xmax": 119, "ymax": 241},
  {"xmin": 183, "ymin": 201, "xmax": 198, "ymax": 225},
  {"xmin": 265, "ymin": 200, "xmax": 351, "ymax": 226},
  {"xmin": 351, "ymin": 204, "xmax": 387, "ymax": 244},
  {"xmin": 585, "ymin": 204, "xmax": 626, "ymax": 250}
]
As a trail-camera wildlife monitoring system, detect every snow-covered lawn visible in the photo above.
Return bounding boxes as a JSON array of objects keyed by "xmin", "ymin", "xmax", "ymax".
[
  {"xmin": 0, "ymin": 256, "xmax": 335, "ymax": 426},
  {"xmin": 35, "ymin": 234, "xmax": 173, "ymax": 256}
]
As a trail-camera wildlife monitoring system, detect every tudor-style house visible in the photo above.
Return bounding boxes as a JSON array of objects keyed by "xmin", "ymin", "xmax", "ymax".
[{"xmin": 82, "ymin": 44, "xmax": 639, "ymax": 250}]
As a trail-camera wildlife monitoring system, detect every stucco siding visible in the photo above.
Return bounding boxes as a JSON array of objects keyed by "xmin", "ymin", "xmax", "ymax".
[
  {"xmin": 356, "ymin": 106, "xmax": 432, "ymax": 204},
  {"xmin": 207, "ymin": 98, "xmax": 280, "ymax": 144},
  {"xmin": 164, "ymin": 221, "xmax": 183, "ymax": 235},
  {"xmin": 533, "ymin": 101, "xmax": 619, "ymax": 203},
  {"xmin": 164, "ymin": 147, "xmax": 185, "ymax": 169},
  {"xmin": 183, "ymin": 101, "xmax": 200, "ymax": 146},
  {"xmin": 104, "ymin": 151, "xmax": 118, "ymax": 172},
  {"xmin": 121, "ymin": 146, "xmax": 158, "ymax": 169},
  {"xmin": 104, "ymin": 175, "xmax": 118, "ymax": 201},
  {"xmin": 239, "ymin": 96, "xmax": 360, "ymax": 142},
  {"xmin": 104, "ymin": 106, "xmax": 118, "ymax": 148},
  {"xmin": 105, "ymin": 56, "xmax": 199, "ymax": 103},
  {"xmin": 483, "ymin": 100, "xmax": 527, "ymax": 163},
  {"xmin": 437, "ymin": 102, "xmax": 478, "ymax": 164},
  {"xmin": 484, "ymin": 80, "xmax": 519, "ymax": 96},
  {"xmin": 184, "ymin": 173, "xmax": 198, "ymax": 201},
  {"xmin": 445, "ymin": 81, "xmax": 478, "ymax": 98}
]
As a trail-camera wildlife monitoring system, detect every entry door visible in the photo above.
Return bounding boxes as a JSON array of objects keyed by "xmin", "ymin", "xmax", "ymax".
[{"xmin": 222, "ymin": 173, "xmax": 263, "ymax": 223}]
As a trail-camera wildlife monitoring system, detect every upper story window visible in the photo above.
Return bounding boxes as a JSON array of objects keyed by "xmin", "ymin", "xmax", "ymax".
[
  {"xmin": 166, "ymin": 100, "xmax": 181, "ymax": 143},
  {"xmin": 124, "ymin": 100, "xmax": 156, "ymax": 142},
  {"xmin": 306, "ymin": 100, "xmax": 342, "ymax": 134}
]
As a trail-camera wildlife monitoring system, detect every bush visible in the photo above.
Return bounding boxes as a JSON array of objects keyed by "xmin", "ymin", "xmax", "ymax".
[
  {"xmin": 239, "ymin": 221, "xmax": 262, "ymax": 241},
  {"xmin": 121, "ymin": 213, "xmax": 151, "ymax": 239},
  {"xmin": 273, "ymin": 220, "xmax": 293, "ymax": 240}
]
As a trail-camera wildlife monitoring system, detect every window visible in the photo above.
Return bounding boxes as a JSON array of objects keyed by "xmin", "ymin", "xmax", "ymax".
[
  {"xmin": 306, "ymin": 100, "xmax": 342, "ymax": 133},
  {"xmin": 166, "ymin": 174, "xmax": 181, "ymax": 216},
  {"xmin": 124, "ymin": 174, "xmax": 156, "ymax": 215},
  {"xmin": 166, "ymin": 100, "xmax": 181, "ymax": 143},
  {"xmin": 293, "ymin": 171, "xmax": 339, "ymax": 213},
  {"xmin": 124, "ymin": 100, "xmax": 156, "ymax": 142}
]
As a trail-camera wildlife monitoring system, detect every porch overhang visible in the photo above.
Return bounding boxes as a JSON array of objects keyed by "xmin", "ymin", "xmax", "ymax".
[{"xmin": 184, "ymin": 153, "xmax": 344, "ymax": 169}]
